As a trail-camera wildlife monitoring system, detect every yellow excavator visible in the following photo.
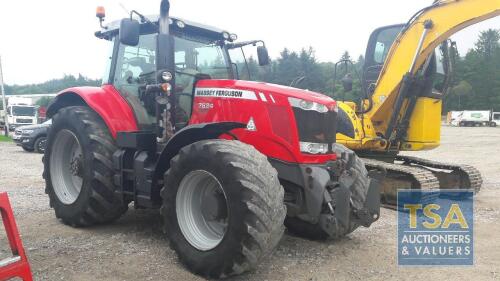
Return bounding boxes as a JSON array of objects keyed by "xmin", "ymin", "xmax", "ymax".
[{"xmin": 335, "ymin": 0, "xmax": 500, "ymax": 206}]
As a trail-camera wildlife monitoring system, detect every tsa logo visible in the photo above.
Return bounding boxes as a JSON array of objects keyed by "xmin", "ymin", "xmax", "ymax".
[{"xmin": 397, "ymin": 190, "xmax": 473, "ymax": 266}]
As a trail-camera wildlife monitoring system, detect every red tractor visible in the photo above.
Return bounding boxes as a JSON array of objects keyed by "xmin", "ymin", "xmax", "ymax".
[{"xmin": 43, "ymin": 1, "xmax": 382, "ymax": 278}]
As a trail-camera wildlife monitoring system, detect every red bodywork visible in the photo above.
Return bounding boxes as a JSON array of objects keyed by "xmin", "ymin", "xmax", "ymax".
[
  {"xmin": 56, "ymin": 80, "xmax": 337, "ymax": 164},
  {"xmin": 38, "ymin": 107, "xmax": 47, "ymax": 119},
  {"xmin": 55, "ymin": 85, "xmax": 138, "ymax": 137},
  {"xmin": 190, "ymin": 80, "xmax": 337, "ymax": 164}
]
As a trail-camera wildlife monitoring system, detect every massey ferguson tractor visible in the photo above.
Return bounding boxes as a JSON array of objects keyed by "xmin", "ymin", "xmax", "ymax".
[{"xmin": 43, "ymin": 1, "xmax": 382, "ymax": 277}]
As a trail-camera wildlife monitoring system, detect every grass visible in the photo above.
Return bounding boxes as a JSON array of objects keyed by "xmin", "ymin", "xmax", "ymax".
[{"xmin": 0, "ymin": 135, "xmax": 12, "ymax": 142}]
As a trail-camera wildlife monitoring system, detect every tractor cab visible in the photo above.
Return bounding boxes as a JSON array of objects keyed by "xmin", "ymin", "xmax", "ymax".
[{"xmin": 96, "ymin": 14, "xmax": 269, "ymax": 135}]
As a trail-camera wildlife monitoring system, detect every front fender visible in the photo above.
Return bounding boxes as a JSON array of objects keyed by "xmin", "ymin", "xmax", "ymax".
[
  {"xmin": 46, "ymin": 85, "xmax": 138, "ymax": 138},
  {"xmin": 153, "ymin": 122, "xmax": 246, "ymax": 181}
]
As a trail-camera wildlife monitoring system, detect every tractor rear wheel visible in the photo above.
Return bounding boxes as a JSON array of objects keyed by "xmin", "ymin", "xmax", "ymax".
[
  {"xmin": 285, "ymin": 144, "xmax": 368, "ymax": 240},
  {"xmin": 43, "ymin": 106, "xmax": 127, "ymax": 227},
  {"xmin": 161, "ymin": 140, "xmax": 286, "ymax": 278}
]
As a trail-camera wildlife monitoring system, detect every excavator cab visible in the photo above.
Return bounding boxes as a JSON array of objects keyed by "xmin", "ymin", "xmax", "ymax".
[
  {"xmin": 363, "ymin": 24, "xmax": 405, "ymax": 95},
  {"xmin": 362, "ymin": 24, "xmax": 453, "ymax": 98}
]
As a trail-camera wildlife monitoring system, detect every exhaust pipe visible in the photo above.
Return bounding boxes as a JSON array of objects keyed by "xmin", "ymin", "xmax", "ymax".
[
  {"xmin": 156, "ymin": 0, "xmax": 176, "ymax": 141},
  {"xmin": 159, "ymin": 0, "xmax": 170, "ymax": 35}
]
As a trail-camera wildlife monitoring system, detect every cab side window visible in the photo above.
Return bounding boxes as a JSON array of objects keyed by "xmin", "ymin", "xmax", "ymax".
[
  {"xmin": 114, "ymin": 34, "xmax": 156, "ymax": 96},
  {"xmin": 114, "ymin": 34, "xmax": 157, "ymax": 127},
  {"xmin": 373, "ymin": 27, "xmax": 401, "ymax": 64},
  {"xmin": 374, "ymin": 42, "xmax": 387, "ymax": 64}
]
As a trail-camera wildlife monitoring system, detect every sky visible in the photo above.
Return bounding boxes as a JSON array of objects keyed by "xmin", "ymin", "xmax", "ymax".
[{"xmin": 0, "ymin": 0, "xmax": 499, "ymax": 85}]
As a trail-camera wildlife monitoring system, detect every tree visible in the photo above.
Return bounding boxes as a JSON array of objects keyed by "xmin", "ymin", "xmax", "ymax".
[
  {"xmin": 4, "ymin": 74, "xmax": 101, "ymax": 95},
  {"xmin": 356, "ymin": 55, "xmax": 365, "ymax": 71},
  {"xmin": 341, "ymin": 51, "xmax": 351, "ymax": 61},
  {"xmin": 475, "ymin": 29, "xmax": 500, "ymax": 57},
  {"xmin": 36, "ymin": 97, "xmax": 53, "ymax": 108},
  {"xmin": 449, "ymin": 80, "xmax": 473, "ymax": 109}
]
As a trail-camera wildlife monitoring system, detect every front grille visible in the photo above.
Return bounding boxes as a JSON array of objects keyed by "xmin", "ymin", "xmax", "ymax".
[
  {"xmin": 16, "ymin": 119, "xmax": 32, "ymax": 124},
  {"xmin": 292, "ymin": 108, "xmax": 337, "ymax": 151}
]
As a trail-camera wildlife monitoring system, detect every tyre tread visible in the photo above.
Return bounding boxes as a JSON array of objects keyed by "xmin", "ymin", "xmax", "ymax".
[
  {"xmin": 43, "ymin": 106, "xmax": 127, "ymax": 227},
  {"xmin": 161, "ymin": 139, "xmax": 285, "ymax": 278}
]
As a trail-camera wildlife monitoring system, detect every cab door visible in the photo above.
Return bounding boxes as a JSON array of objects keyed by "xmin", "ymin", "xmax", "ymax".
[{"xmin": 113, "ymin": 33, "xmax": 157, "ymax": 130}]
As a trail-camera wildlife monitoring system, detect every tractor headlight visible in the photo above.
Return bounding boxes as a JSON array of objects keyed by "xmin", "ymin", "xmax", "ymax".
[
  {"xmin": 299, "ymin": 142, "xmax": 328, "ymax": 154},
  {"xmin": 222, "ymin": 32, "xmax": 230, "ymax": 40},
  {"xmin": 162, "ymin": 71, "xmax": 173, "ymax": 82},
  {"xmin": 288, "ymin": 97, "xmax": 328, "ymax": 113},
  {"xmin": 176, "ymin": 20, "xmax": 185, "ymax": 29},
  {"xmin": 230, "ymin": 33, "xmax": 238, "ymax": 41}
]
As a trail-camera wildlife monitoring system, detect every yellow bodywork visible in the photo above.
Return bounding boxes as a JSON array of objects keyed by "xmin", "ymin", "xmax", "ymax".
[
  {"xmin": 403, "ymin": 98, "xmax": 441, "ymax": 151},
  {"xmin": 337, "ymin": 0, "xmax": 500, "ymax": 152}
]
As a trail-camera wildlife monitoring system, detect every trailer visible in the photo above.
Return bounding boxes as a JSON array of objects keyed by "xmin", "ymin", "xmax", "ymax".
[{"xmin": 456, "ymin": 110, "xmax": 497, "ymax": 127}]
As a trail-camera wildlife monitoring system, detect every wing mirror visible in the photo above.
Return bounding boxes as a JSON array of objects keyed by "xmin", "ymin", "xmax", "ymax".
[
  {"xmin": 119, "ymin": 18, "xmax": 140, "ymax": 46},
  {"xmin": 257, "ymin": 46, "xmax": 270, "ymax": 66},
  {"xmin": 342, "ymin": 74, "xmax": 353, "ymax": 92}
]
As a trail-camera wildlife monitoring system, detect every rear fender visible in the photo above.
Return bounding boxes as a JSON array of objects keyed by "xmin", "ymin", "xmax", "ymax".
[
  {"xmin": 46, "ymin": 85, "xmax": 138, "ymax": 138},
  {"xmin": 153, "ymin": 122, "xmax": 246, "ymax": 181}
]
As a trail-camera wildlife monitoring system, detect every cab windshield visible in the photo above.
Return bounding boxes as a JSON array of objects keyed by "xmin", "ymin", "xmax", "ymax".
[
  {"xmin": 11, "ymin": 106, "xmax": 36, "ymax": 117},
  {"xmin": 114, "ymin": 33, "xmax": 231, "ymax": 85},
  {"xmin": 175, "ymin": 36, "xmax": 231, "ymax": 79},
  {"xmin": 113, "ymin": 32, "xmax": 232, "ymax": 128}
]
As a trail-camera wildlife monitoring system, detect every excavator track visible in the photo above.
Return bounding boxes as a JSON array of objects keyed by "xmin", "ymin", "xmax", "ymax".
[
  {"xmin": 395, "ymin": 155, "xmax": 482, "ymax": 193},
  {"xmin": 361, "ymin": 156, "xmax": 482, "ymax": 209},
  {"xmin": 361, "ymin": 158, "xmax": 440, "ymax": 209}
]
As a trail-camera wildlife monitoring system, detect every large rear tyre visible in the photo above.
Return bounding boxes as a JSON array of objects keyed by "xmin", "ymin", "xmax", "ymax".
[
  {"xmin": 43, "ymin": 106, "xmax": 127, "ymax": 227},
  {"xmin": 285, "ymin": 144, "xmax": 368, "ymax": 240},
  {"xmin": 161, "ymin": 140, "xmax": 286, "ymax": 278}
]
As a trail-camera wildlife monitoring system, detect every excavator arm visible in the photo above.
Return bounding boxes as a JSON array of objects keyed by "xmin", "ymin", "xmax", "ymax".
[{"xmin": 366, "ymin": 0, "xmax": 500, "ymax": 144}]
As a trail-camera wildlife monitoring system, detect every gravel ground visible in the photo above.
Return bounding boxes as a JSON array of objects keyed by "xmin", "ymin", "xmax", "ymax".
[{"xmin": 0, "ymin": 126, "xmax": 499, "ymax": 281}]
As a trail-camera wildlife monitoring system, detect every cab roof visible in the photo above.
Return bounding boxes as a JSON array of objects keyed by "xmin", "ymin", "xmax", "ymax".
[{"xmin": 95, "ymin": 15, "xmax": 234, "ymax": 42}]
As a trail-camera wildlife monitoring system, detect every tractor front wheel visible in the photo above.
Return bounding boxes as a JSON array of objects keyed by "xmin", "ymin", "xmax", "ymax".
[
  {"xmin": 161, "ymin": 140, "xmax": 286, "ymax": 278},
  {"xmin": 43, "ymin": 106, "xmax": 127, "ymax": 227}
]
